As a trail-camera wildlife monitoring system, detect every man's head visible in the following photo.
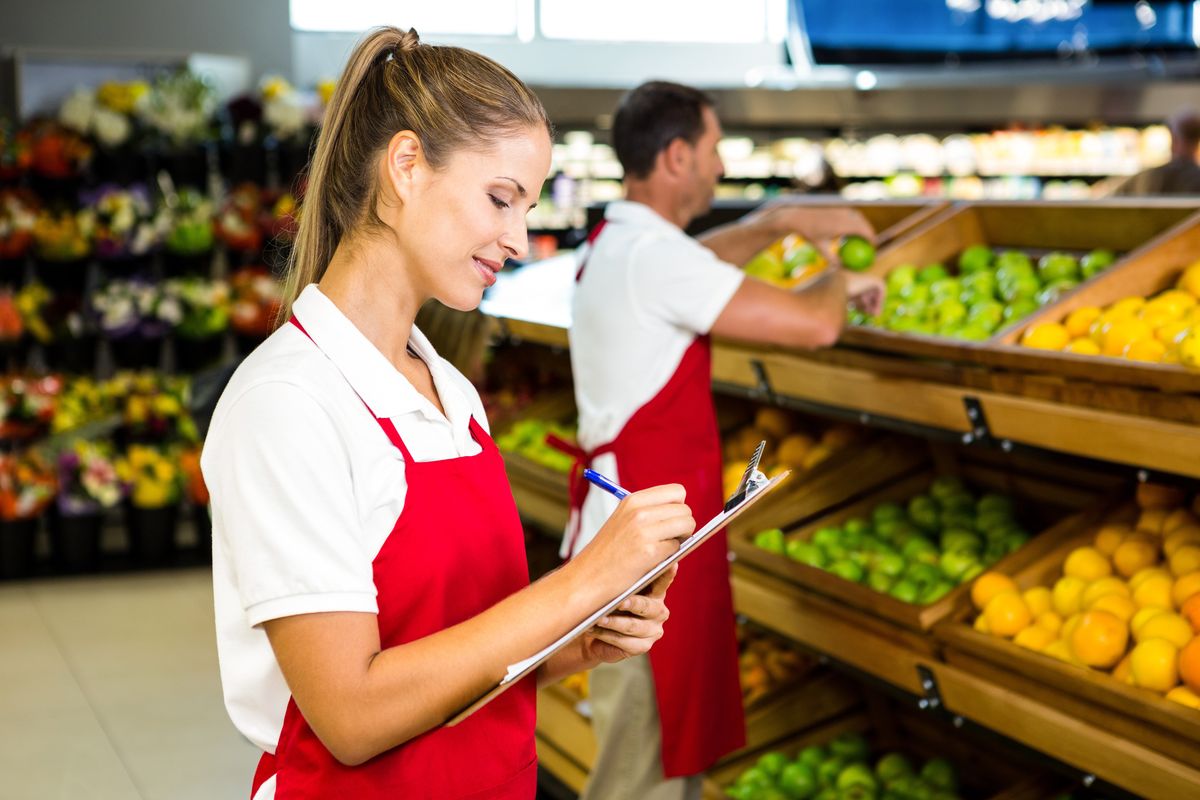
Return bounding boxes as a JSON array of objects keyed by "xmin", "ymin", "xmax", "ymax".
[
  {"xmin": 1168, "ymin": 109, "xmax": 1200, "ymax": 160},
  {"xmin": 612, "ymin": 81, "xmax": 724, "ymax": 224}
]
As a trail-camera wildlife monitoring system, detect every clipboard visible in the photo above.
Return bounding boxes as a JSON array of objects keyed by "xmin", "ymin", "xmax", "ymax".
[{"xmin": 446, "ymin": 445, "xmax": 787, "ymax": 726}]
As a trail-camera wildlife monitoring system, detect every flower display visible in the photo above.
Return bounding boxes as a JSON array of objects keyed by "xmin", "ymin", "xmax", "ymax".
[
  {"xmin": 0, "ymin": 290, "xmax": 24, "ymax": 342},
  {"xmin": 162, "ymin": 276, "xmax": 230, "ymax": 339},
  {"xmin": 215, "ymin": 183, "xmax": 265, "ymax": 253},
  {"xmin": 33, "ymin": 208, "xmax": 91, "ymax": 261},
  {"xmin": 260, "ymin": 76, "xmax": 309, "ymax": 142},
  {"xmin": 51, "ymin": 377, "xmax": 117, "ymax": 434},
  {"xmin": 0, "ymin": 448, "xmax": 56, "ymax": 520},
  {"xmin": 161, "ymin": 188, "xmax": 214, "ymax": 256},
  {"xmin": 0, "ymin": 375, "xmax": 61, "ymax": 439},
  {"xmin": 117, "ymin": 372, "xmax": 197, "ymax": 444},
  {"xmin": 230, "ymin": 267, "xmax": 282, "ymax": 337},
  {"xmin": 140, "ymin": 71, "xmax": 216, "ymax": 147},
  {"xmin": 263, "ymin": 190, "xmax": 299, "ymax": 244},
  {"xmin": 178, "ymin": 446, "xmax": 209, "ymax": 506},
  {"xmin": 16, "ymin": 282, "xmax": 87, "ymax": 346},
  {"xmin": 59, "ymin": 81, "xmax": 149, "ymax": 149},
  {"xmin": 26, "ymin": 120, "xmax": 93, "ymax": 179},
  {"xmin": 117, "ymin": 443, "xmax": 182, "ymax": 508},
  {"xmin": 0, "ymin": 189, "xmax": 37, "ymax": 259},
  {"xmin": 56, "ymin": 438, "xmax": 123, "ymax": 516},
  {"xmin": 91, "ymin": 279, "xmax": 179, "ymax": 339},
  {"xmin": 0, "ymin": 119, "xmax": 32, "ymax": 180},
  {"xmin": 79, "ymin": 184, "xmax": 164, "ymax": 259}
]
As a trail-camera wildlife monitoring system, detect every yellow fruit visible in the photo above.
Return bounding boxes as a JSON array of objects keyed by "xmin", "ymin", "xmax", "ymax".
[
  {"xmin": 801, "ymin": 445, "xmax": 834, "ymax": 471},
  {"xmin": 973, "ymin": 613, "xmax": 991, "ymax": 634},
  {"xmin": 1130, "ymin": 638, "xmax": 1180, "ymax": 692},
  {"xmin": 1137, "ymin": 508, "xmax": 1169, "ymax": 535},
  {"xmin": 1178, "ymin": 262, "xmax": 1200, "ymax": 298},
  {"xmin": 1094, "ymin": 523, "xmax": 1133, "ymax": 556},
  {"xmin": 1023, "ymin": 322, "xmax": 1071, "ymax": 351},
  {"xmin": 1167, "ymin": 526, "xmax": 1200, "ymax": 557},
  {"xmin": 1173, "ymin": 571, "xmax": 1200, "ymax": 609},
  {"xmin": 1110, "ymin": 296, "xmax": 1148, "ymax": 319},
  {"xmin": 1112, "ymin": 537, "xmax": 1159, "ymax": 578},
  {"xmin": 1130, "ymin": 566, "xmax": 1172, "ymax": 592},
  {"xmin": 754, "ymin": 407, "xmax": 793, "ymax": 440},
  {"xmin": 1132, "ymin": 607, "xmax": 1168, "ymax": 636},
  {"xmin": 1181, "ymin": 638, "xmax": 1200, "ymax": 692},
  {"xmin": 1103, "ymin": 318, "xmax": 1155, "ymax": 357},
  {"xmin": 1013, "ymin": 625, "xmax": 1056, "ymax": 653},
  {"xmin": 1087, "ymin": 593, "xmax": 1136, "ymax": 624},
  {"xmin": 1166, "ymin": 686, "xmax": 1200, "ymax": 708},
  {"xmin": 1182, "ymin": 594, "xmax": 1200, "ymax": 634},
  {"xmin": 1170, "ymin": 545, "xmax": 1200, "ymax": 577},
  {"xmin": 1022, "ymin": 586, "xmax": 1052, "ymax": 617},
  {"xmin": 775, "ymin": 433, "xmax": 816, "ymax": 468},
  {"xmin": 1062, "ymin": 613, "xmax": 1083, "ymax": 642},
  {"xmin": 1043, "ymin": 640, "xmax": 1082, "ymax": 666},
  {"xmin": 1133, "ymin": 573, "xmax": 1174, "ymax": 610},
  {"xmin": 1035, "ymin": 610, "xmax": 1064, "ymax": 635},
  {"xmin": 1064, "ymin": 547, "xmax": 1113, "ymax": 581},
  {"xmin": 1164, "ymin": 508, "xmax": 1199, "ymax": 535},
  {"xmin": 1125, "ymin": 338, "xmax": 1167, "ymax": 362},
  {"xmin": 1065, "ymin": 338, "xmax": 1101, "ymax": 356},
  {"xmin": 1053, "ymin": 575, "xmax": 1088, "ymax": 616},
  {"xmin": 819, "ymin": 424, "xmax": 859, "ymax": 450},
  {"xmin": 971, "ymin": 572, "xmax": 1019, "ymax": 612},
  {"xmin": 1180, "ymin": 331, "xmax": 1200, "ymax": 369},
  {"xmin": 984, "ymin": 591, "xmax": 1033, "ymax": 638},
  {"xmin": 1156, "ymin": 320, "xmax": 1191, "ymax": 347},
  {"xmin": 1137, "ymin": 482, "xmax": 1185, "ymax": 510},
  {"xmin": 1135, "ymin": 612, "xmax": 1193, "ymax": 648},
  {"xmin": 1154, "ymin": 289, "xmax": 1198, "ymax": 314},
  {"xmin": 723, "ymin": 463, "xmax": 746, "ymax": 498},
  {"xmin": 1113, "ymin": 653, "xmax": 1135, "ymax": 684},
  {"xmin": 1080, "ymin": 576, "xmax": 1129, "ymax": 609},
  {"xmin": 1069, "ymin": 610, "xmax": 1129, "ymax": 668},
  {"xmin": 1065, "ymin": 306, "xmax": 1103, "ymax": 338},
  {"xmin": 1139, "ymin": 305, "xmax": 1179, "ymax": 331}
]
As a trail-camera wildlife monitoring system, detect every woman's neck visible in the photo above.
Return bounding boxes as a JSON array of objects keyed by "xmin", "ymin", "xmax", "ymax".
[{"xmin": 318, "ymin": 236, "xmax": 425, "ymax": 369}]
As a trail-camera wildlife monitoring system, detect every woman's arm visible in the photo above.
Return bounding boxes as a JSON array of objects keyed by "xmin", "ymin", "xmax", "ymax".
[{"xmin": 264, "ymin": 485, "xmax": 692, "ymax": 766}]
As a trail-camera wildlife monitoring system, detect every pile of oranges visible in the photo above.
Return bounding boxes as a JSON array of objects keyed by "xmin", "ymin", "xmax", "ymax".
[
  {"xmin": 1021, "ymin": 261, "xmax": 1200, "ymax": 369},
  {"xmin": 970, "ymin": 482, "xmax": 1200, "ymax": 709}
]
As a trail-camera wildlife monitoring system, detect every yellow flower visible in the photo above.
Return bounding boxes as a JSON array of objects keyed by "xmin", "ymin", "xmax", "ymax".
[
  {"xmin": 316, "ymin": 79, "xmax": 336, "ymax": 107},
  {"xmin": 126, "ymin": 396, "xmax": 149, "ymax": 424}
]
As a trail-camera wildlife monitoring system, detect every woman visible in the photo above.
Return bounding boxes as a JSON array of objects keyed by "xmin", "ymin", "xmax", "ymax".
[{"xmin": 202, "ymin": 27, "xmax": 694, "ymax": 800}]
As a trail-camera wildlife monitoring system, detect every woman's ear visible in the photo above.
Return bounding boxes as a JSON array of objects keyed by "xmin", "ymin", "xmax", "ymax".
[{"xmin": 384, "ymin": 130, "xmax": 423, "ymax": 204}]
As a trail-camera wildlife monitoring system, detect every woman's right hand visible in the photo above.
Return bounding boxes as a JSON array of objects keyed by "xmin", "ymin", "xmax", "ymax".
[{"xmin": 573, "ymin": 484, "xmax": 695, "ymax": 596}]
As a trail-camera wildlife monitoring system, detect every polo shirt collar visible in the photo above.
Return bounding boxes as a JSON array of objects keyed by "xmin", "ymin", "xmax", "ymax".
[
  {"xmin": 290, "ymin": 285, "xmax": 473, "ymax": 438},
  {"xmin": 604, "ymin": 199, "xmax": 681, "ymax": 233}
]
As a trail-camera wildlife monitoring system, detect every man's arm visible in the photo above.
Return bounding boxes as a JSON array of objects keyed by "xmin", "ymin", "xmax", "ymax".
[{"xmin": 698, "ymin": 203, "xmax": 875, "ymax": 267}]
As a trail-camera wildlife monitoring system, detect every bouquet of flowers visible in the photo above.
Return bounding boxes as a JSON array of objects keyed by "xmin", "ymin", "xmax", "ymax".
[
  {"xmin": 16, "ymin": 281, "xmax": 88, "ymax": 347},
  {"xmin": 33, "ymin": 208, "xmax": 91, "ymax": 262},
  {"xmin": 59, "ymin": 81, "xmax": 150, "ymax": 150},
  {"xmin": 139, "ymin": 71, "xmax": 217, "ymax": 148},
  {"xmin": 178, "ymin": 446, "xmax": 209, "ymax": 507},
  {"xmin": 91, "ymin": 279, "xmax": 179, "ymax": 340},
  {"xmin": 116, "ymin": 443, "xmax": 182, "ymax": 508},
  {"xmin": 0, "ymin": 119, "xmax": 32, "ymax": 181},
  {"xmin": 260, "ymin": 76, "xmax": 311, "ymax": 143},
  {"xmin": 26, "ymin": 120, "xmax": 93, "ymax": 180},
  {"xmin": 262, "ymin": 190, "xmax": 300, "ymax": 249},
  {"xmin": 0, "ymin": 448, "xmax": 56, "ymax": 520},
  {"xmin": 79, "ymin": 185, "xmax": 164, "ymax": 260},
  {"xmin": 0, "ymin": 290, "xmax": 24, "ymax": 343},
  {"xmin": 55, "ymin": 438, "xmax": 123, "ymax": 516},
  {"xmin": 230, "ymin": 267, "xmax": 282, "ymax": 338},
  {"xmin": 117, "ymin": 372, "xmax": 197, "ymax": 444},
  {"xmin": 0, "ymin": 375, "xmax": 62, "ymax": 439},
  {"xmin": 52, "ymin": 377, "xmax": 117, "ymax": 434},
  {"xmin": 162, "ymin": 276, "xmax": 230, "ymax": 340},
  {"xmin": 161, "ymin": 188, "xmax": 214, "ymax": 256},
  {"xmin": 0, "ymin": 189, "xmax": 37, "ymax": 260},
  {"xmin": 214, "ymin": 183, "xmax": 265, "ymax": 253}
]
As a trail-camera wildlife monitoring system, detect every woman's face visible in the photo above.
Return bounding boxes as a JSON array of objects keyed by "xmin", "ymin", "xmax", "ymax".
[{"xmin": 391, "ymin": 126, "xmax": 552, "ymax": 312}]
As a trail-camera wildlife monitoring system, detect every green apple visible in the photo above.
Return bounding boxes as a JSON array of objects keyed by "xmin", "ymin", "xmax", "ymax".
[
  {"xmin": 786, "ymin": 540, "xmax": 827, "ymax": 568},
  {"xmin": 1037, "ymin": 251, "xmax": 1081, "ymax": 283},
  {"xmin": 875, "ymin": 753, "xmax": 913, "ymax": 783},
  {"xmin": 904, "ymin": 562, "xmax": 941, "ymax": 587},
  {"xmin": 754, "ymin": 528, "xmax": 786, "ymax": 554},
  {"xmin": 898, "ymin": 282, "xmax": 932, "ymax": 303},
  {"xmin": 830, "ymin": 732, "xmax": 871, "ymax": 763},
  {"xmin": 953, "ymin": 324, "xmax": 992, "ymax": 341},
  {"xmin": 737, "ymin": 766, "xmax": 773, "ymax": 790},
  {"xmin": 837, "ymin": 763, "xmax": 879, "ymax": 793},
  {"xmin": 745, "ymin": 251, "xmax": 787, "ymax": 282},
  {"xmin": 958, "ymin": 244, "xmax": 994, "ymax": 274},
  {"xmin": 977, "ymin": 493, "xmax": 1014, "ymax": 516},
  {"xmin": 797, "ymin": 746, "xmax": 827, "ymax": 771},
  {"xmin": 907, "ymin": 496, "xmax": 940, "ymax": 532},
  {"xmin": 817, "ymin": 758, "xmax": 846, "ymax": 788},
  {"xmin": 779, "ymin": 762, "xmax": 818, "ymax": 800},
  {"xmin": 961, "ymin": 563, "xmax": 985, "ymax": 582},
  {"xmin": 1036, "ymin": 279, "xmax": 1078, "ymax": 307},
  {"xmin": 995, "ymin": 250, "xmax": 1033, "ymax": 274},
  {"xmin": 920, "ymin": 759, "xmax": 958, "ymax": 792},
  {"xmin": 867, "ymin": 570, "xmax": 896, "ymax": 593},
  {"xmin": 757, "ymin": 751, "xmax": 789, "ymax": 779},
  {"xmin": 784, "ymin": 243, "xmax": 822, "ymax": 277},
  {"xmin": 967, "ymin": 300, "xmax": 1005, "ymax": 332},
  {"xmin": 921, "ymin": 581, "xmax": 955, "ymax": 603},
  {"xmin": 874, "ymin": 551, "xmax": 907, "ymax": 578},
  {"xmin": 829, "ymin": 560, "xmax": 865, "ymax": 583},
  {"xmin": 1003, "ymin": 298, "xmax": 1039, "ymax": 324},
  {"xmin": 886, "ymin": 265, "xmax": 918, "ymax": 292},
  {"xmin": 929, "ymin": 278, "xmax": 961, "ymax": 302},
  {"xmin": 839, "ymin": 235, "xmax": 876, "ymax": 272},
  {"xmin": 940, "ymin": 529, "xmax": 982, "ymax": 553},
  {"xmin": 901, "ymin": 537, "xmax": 938, "ymax": 563},
  {"xmin": 930, "ymin": 475, "xmax": 965, "ymax": 500},
  {"xmin": 889, "ymin": 580, "xmax": 920, "ymax": 603},
  {"xmin": 917, "ymin": 263, "xmax": 949, "ymax": 284},
  {"xmin": 872, "ymin": 502, "xmax": 906, "ymax": 525},
  {"xmin": 844, "ymin": 517, "xmax": 872, "ymax": 537},
  {"xmin": 1081, "ymin": 248, "xmax": 1116, "ymax": 279},
  {"xmin": 939, "ymin": 549, "xmax": 980, "ymax": 581},
  {"xmin": 1000, "ymin": 273, "xmax": 1041, "ymax": 304},
  {"xmin": 933, "ymin": 299, "xmax": 968, "ymax": 329},
  {"xmin": 812, "ymin": 526, "xmax": 841, "ymax": 548}
]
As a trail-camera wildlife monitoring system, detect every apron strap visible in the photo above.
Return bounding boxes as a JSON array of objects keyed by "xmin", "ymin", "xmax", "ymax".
[
  {"xmin": 573, "ymin": 219, "xmax": 609, "ymax": 283},
  {"xmin": 546, "ymin": 432, "xmax": 616, "ymax": 558}
]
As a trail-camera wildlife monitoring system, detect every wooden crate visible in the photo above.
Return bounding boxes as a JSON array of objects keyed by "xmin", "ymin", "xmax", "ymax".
[
  {"xmin": 729, "ymin": 456, "xmax": 1105, "ymax": 633},
  {"xmin": 839, "ymin": 200, "xmax": 1199, "ymax": 363},
  {"xmin": 935, "ymin": 511, "xmax": 1200, "ymax": 768},
  {"xmin": 496, "ymin": 392, "xmax": 576, "ymax": 533},
  {"xmin": 704, "ymin": 702, "xmax": 1060, "ymax": 800},
  {"xmin": 757, "ymin": 198, "xmax": 950, "ymax": 248},
  {"xmin": 979, "ymin": 209, "xmax": 1200, "ymax": 393}
]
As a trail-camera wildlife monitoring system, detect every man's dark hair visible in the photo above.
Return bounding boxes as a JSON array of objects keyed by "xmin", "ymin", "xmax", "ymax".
[{"xmin": 612, "ymin": 81, "xmax": 716, "ymax": 180}]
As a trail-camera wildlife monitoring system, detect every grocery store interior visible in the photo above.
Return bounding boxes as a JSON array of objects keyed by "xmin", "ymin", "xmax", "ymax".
[{"xmin": 5, "ymin": 1, "xmax": 1200, "ymax": 799}]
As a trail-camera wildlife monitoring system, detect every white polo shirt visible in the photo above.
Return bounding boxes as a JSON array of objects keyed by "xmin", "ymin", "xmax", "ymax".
[
  {"xmin": 565, "ymin": 200, "xmax": 744, "ymax": 557},
  {"xmin": 202, "ymin": 284, "xmax": 489, "ymax": 777}
]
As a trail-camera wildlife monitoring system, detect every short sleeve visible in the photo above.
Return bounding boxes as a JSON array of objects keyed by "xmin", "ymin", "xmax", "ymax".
[
  {"xmin": 202, "ymin": 381, "xmax": 379, "ymax": 627},
  {"xmin": 626, "ymin": 235, "xmax": 745, "ymax": 334}
]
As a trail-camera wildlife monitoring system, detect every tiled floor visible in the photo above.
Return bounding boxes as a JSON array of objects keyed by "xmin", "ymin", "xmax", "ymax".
[{"xmin": 0, "ymin": 569, "xmax": 259, "ymax": 800}]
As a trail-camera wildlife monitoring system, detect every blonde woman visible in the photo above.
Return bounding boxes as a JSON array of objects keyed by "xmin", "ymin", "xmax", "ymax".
[{"xmin": 202, "ymin": 28, "xmax": 692, "ymax": 799}]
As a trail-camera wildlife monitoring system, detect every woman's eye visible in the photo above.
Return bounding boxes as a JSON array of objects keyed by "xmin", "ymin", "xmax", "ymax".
[{"xmin": 489, "ymin": 194, "xmax": 509, "ymax": 210}]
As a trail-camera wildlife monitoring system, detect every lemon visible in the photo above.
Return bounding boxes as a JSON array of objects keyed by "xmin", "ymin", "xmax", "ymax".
[
  {"xmin": 1035, "ymin": 610, "xmax": 1064, "ymax": 635},
  {"xmin": 1130, "ymin": 638, "xmax": 1180, "ymax": 692},
  {"xmin": 1022, "ymin": 322, "xmax": 1071, "ymax": 351},
  {"xmin": 1135, "ymin": 612, "xmax": 1193, "ymax": 647},
  {"xmin": 1065, "ymin": 338, "xmax": 1101, "ymax": 356},
  {"xmin": 1022, "ymin": 586, "xmax": 1053, "ymax": 617},
  {"xmin": 1180, "ymin": 331, "xmax": 1200, "ymax": 370},
  {"xmin": 1065, "ymin": 306, "xmax": 1103, "ymax": 338},
  {"xmin": 1064, "ymin": 547, "xmax": 1113, "ymax": 581},
  {"xmin": 1052, "ymin": 575, "xmax": 1088, "ymax": 616},
  {"xmin": 1080, "ymin": 576, "xmax": 1130, "ymax": 609},
  {"xmin": 1103, "ymin": 318, "xmax": 1155, "ymax": 358},
  {"xmin": 1125, "ymin": 338, "xmax": 1167, "ymax": 363}
]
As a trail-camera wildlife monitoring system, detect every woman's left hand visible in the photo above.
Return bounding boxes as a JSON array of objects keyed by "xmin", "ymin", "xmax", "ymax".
[{"xmin": 582, "ymin": 563, "xmax": 677, "ymax": 664}]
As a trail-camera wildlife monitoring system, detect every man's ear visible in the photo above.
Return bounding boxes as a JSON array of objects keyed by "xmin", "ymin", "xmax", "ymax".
[
  {"xmin": 660, "ymin": 137, "xmax": 692, "ymax": 180},
  {"xmin": 384, "ymin": 130, "xmax": 423, "ymax": 203}
]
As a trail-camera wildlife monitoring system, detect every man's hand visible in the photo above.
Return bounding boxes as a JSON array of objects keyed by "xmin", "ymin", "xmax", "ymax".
[
  {"xmin": 751, "ymin": 204, "xmax": 875, "ymax": 265},
  {"xmin": 845, "ymin": 272, "xmax": 885, "ymax": 317}
]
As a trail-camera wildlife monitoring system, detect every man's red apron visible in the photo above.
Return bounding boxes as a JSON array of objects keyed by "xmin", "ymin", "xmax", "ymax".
[
  {"xmin": 250, "ymin": 316, "xmax": 537, "ymax": 800},
  {"xmin": 556, "ymin": 222, "xmax": 746, "ymax": 776}
]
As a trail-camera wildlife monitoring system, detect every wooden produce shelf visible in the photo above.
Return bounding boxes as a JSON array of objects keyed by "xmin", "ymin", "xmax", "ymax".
[
  {"xmin": 503, "ymin": 453, "xmax": 570, "ymax": 533},
  {"xmin": 730, "ymin": 459, "xmax": 1104, "ymax": 634},
  {"xmin": 536, "ymin": 733, "xmax": 589, "ymax": 794}
]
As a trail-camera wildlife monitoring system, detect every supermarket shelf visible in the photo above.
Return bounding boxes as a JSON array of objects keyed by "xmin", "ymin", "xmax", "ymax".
[{"xmin": 502, "ymin": 453, "xmax": 570, "ymax": 533}]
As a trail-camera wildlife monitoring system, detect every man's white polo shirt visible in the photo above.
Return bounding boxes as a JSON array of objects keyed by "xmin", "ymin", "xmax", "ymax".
[
  {"xmin": 202, "ymin": 284, "xmax": 489, "ymax": 761},
  {"xmin": 565, "ymin": 200, "xmax": 744, "ymax": 557}
]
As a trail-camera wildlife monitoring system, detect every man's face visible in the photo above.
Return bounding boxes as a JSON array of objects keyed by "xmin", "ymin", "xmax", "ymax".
[{"xmin": 682, "ymin": 105, "xmax": 725, "ymax": 221}]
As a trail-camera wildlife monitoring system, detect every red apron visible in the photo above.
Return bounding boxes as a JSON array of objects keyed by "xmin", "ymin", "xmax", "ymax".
[
  {"xmin": 557, "ymin": 224, "xmax": 746, "ymax": 777},
  {"xmin": 250, "ymin": 317, "xmax": 537, "ymax": 800}
]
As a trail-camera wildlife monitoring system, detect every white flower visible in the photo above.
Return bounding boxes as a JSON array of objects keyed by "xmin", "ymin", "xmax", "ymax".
[
  {"xmin": 158, "ymin": 296, "xmax": 183, "ymax": 324},
  {"xmin": 92, "ymin": 108, "xmax": 131, "ymax": 147},
  {"xmin": 59, "ymin": 89, "xmax": 96, "ymax": 135},
  {"xmin": 264, "ymin": 97, "xmax": 306, "ymax": 140}
]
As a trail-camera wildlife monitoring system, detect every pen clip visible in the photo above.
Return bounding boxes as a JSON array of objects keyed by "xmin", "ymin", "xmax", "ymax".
[{"xmin": 724, "ymin": 440, "xmax": 768, "ymax": 512}]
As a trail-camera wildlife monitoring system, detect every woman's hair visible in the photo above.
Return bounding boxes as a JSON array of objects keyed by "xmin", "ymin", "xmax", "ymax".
[{"xmin": 279, "ymin": 26, "xmax": 551, "ymax": 319}]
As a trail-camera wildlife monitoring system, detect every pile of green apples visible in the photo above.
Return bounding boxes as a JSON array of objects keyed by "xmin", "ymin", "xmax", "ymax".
[
  {"xmin": 494, "ymin": 418, "xmax": 576, "ymax": 473},
  {"xmin": 752, "ymin": 476, "xmax": 1030, "ymax": 605},
  {"xmin": 849, "ymin": 244, "xmax": 1115, "ymax": 340},
  {"xmin": 724, "ymin": 730, "xmax": 962, "ymax": 800}
]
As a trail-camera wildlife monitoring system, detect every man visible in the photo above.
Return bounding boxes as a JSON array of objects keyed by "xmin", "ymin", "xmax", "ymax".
[
  {"xmin": 1113, "ymin": 109, "xmax": 1200, "ymax": 195},
  {"xmin": 558, "ymin": 81, "xmax": 883, "ymax": 800}
]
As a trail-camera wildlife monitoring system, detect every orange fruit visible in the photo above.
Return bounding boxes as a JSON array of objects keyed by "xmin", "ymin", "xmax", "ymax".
[
  {"xmin": 1094, "ymin": 523, "xmax": 1133, "ymax": 557},
  {"xmin": 1112, "ymin": 653, "xmax": 1134, "ymax": 684},
  {"xmin": 775, "ymin": 433, "xmax": 815, "ymax": 468},
  {"xmin": 1166, "ymin": 686, "xmax": 1200, "ymax": 708},
  {"xmin": 1065, "ymin": 306, "xmax": 1103, "ymax": 338},
  {"xmin": 1126, "ymin": 338, "xmax": 1167, "ymax": 362},
  {"xmin": 1129, "ymin": 638, "xmax": 1180, "ymax": 692},
  {"xmin": 1022, "ymin": 586, "xmax": 1052, "ymax": 617},
  {"xmin": 1180, "ymin": 638, "xmax": 1200, "ymax": 693},
  {"xmin": 1130, "ymin": 566, "xmax": 1172, "ymax": 592},
  {"xmin": 973, "ymin": 613, "xmax": 991, "ymax": 634},
  {"xmin": 1043, "ymin": 640, "xmax": 1082, "ymax": 667},
  {"xmin": 1163, "ymin": 508, "xmax": 1199, "ymax": 535},
  {"xmin": 1170, "ymin": 545, "xmax": 1200, "ymax": 577},
  {"xmin": 984, "ymin": 591, "xmax": 1032, "ymax": 638},
  {"xmin": 1182, "ymin": 594, "xmax": 1200, "ymax": 634},
  {"xmin": 1137, "ymin": 508, "xmax": 1169, "ymax": 536},
  {"xmin": 1023, "ymin": 322, "xmax": 1071, "ymax": 351},
  {"xmin": 1068, "ymin": 610, "xmax": 1129, "ymax": 668},
  {"xmin": 1087, "ymin": 593, "xmax": 1136, "ymax": 624},
  {"xmin": 1103, "ymin": 318, "xmax": 1154, "ymax": 357},
  {"xmin": 1064, "ymin": 547, "xmax": 1112, "ymax": 581},
  {"xmin": 1062, "ymin": 613, "xmax": 1083, "ymax": 643},
  {"xmin": 1052, "ymin": 575, "xmax": 1088, "ymax": 616},
  {"xmin": 1165, "ymin": 527, "xmax": 1200, "ymax": 557},
  {"xmin": 1013, "ymin": 625, "xmax": 1056, "ymax": 653},
  {"xmin": 1113, "ymin": 537, "xmax": 1159, "ymax": 578},
  {"xmin": 1173, "ymin": 572, "xmax": 1200, "ymax": 610},
  {"xmin": 1132, "ymin": 607, "xmax": 1168, "ymax": 637},
  {"xmin": 1065, "ymin": 338, "xmax": 1101, "ymax": 356},
  {"xmin": 1135, "ymin": 612, "xmax": 1193, "ymax": 648},
  {"xmin": 1035, "ymin": 610, "xmax": 1064, "ymax": 635},
  {"xmin": 1137, "ymin": 483, "xmax": 1186, "ymax": 510},
  {"xmin": 1081, "ymin": 577, "xmax": 1129, "ymax": 609},
  {"xmin": 971, "ymin": 572, "xmax": 1019, "ymax": 612},
  {"xmin": 1132, "ymin": 573, "xmax": 1174, "ymax": 610}
]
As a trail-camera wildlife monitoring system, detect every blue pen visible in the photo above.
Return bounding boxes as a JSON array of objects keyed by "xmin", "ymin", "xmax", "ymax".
[{"xmin": 583, "ymin": 468, "xmax": 630, "ymax": 499}]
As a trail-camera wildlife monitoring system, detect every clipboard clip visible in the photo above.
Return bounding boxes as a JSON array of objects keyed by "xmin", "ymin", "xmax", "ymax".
[{"xmin": 724, "ymin": 440, "xmax": 768, "ymax": 512}]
